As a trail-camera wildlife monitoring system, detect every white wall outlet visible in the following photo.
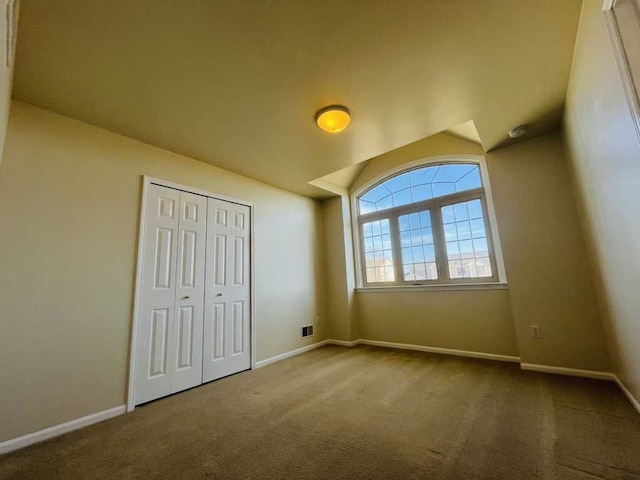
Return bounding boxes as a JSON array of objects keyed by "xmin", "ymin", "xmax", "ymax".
[{"xmin": 530, "ymin": 325, "xmax": 542, "ymax": 338}]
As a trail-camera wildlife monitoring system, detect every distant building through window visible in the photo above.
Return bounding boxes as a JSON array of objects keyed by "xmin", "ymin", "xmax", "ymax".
[{"xmin": 354, "ymin": 160, "xmax": 501, "ymax": 286}]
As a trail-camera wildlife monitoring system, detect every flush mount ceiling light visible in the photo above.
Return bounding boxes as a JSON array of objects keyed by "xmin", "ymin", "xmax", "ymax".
[
  {"xmin": 508, "ymin": 125, "xmax": 528, "ymax": 138},
  {"xmin": 315, "ymin": 105, "xmax": 351, "ymax": 133}
]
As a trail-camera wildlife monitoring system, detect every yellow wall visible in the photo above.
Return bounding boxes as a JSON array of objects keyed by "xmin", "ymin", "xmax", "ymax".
[
  {"xmin": 342, "ymin": 130, "xmax": 610, "ymax": 368},
  {"xmin": 563, "ymin": 0, "xmax": 640, "ymax": 399},
  {"xmin": 0, "ymin": 101, "xmax": 326, "ymax": 442},
  {"xmin": 344, "ymin": 133, "xmax": 520, "ymax": 357},
  {"xmin": 357, "ymin": 289, "xmax": 518, "ymax": 356},
  {"xmin": 321, "ymin": 196, "xmax": 358, "ymax": 341},
  {"xmin": 487, "ymin": 133, "xmax": 609, "ymax": 370}
]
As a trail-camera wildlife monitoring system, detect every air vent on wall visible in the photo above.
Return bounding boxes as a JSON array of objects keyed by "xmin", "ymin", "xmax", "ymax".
[{"xmin": 301, "ymin": 325, "xmax": 314, "ymax": 338}]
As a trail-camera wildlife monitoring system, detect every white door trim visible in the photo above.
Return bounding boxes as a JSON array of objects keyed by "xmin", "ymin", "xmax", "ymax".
[
  {"xmin": 602, "ymin": 0, "xmax": 640, "ymax": 146},
  {"xmin": 127, "ymin": 176, "xmax": 255, "ymax": 412}
]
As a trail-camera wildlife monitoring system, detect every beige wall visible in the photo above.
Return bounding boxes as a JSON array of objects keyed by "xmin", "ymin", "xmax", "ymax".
[
  {"xmin": 563, "ymin": 0, "xmax": 640, "ymax": 398},
  {"xmin": 0, "ymin": 101, "xmax": 326, "ymax": 442},
  {"xmin": 321, "ymin": 196, "xmax": 358, "ymax": 341},
  {"xmin": 357, "ymin": 289, "xmax": 518, "ymax": 356},
  {"xmin": 341, "ymin": 129, "xmax": 609, "ymax": 368},
  {"xmin": 342, "ymin": 132, "xmax": 520, "ymax": 357},
  {"xmin": 486, "ymin": 133, "xmax": 609, "ymax": 370}
]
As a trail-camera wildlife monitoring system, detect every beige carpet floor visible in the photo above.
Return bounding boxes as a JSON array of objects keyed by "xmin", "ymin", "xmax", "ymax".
[{"xmin": 1, "ymin": 345, "xmax": 640, "ymax": 479}]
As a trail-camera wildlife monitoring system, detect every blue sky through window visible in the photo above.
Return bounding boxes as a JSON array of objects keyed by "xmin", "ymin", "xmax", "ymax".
[{"xmin": 359, "ymin": 163, "xmax": 482, "ymax": 214}]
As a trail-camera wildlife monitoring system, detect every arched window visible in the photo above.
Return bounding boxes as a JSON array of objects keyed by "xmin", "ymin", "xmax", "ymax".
[{"xmin": 353, "ymin": 158, "xmax": 504, "ymax": 287}]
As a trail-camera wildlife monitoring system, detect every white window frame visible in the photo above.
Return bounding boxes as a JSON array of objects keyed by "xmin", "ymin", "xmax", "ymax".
[{"xmin": 351, "ymin": 155, "xmax": 507, "ymax": 290}]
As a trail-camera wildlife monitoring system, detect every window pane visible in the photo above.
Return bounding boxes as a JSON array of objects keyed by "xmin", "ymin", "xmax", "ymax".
[
  {"xmin": 424, "ymin": 244, "xmax": 436, "ymax": 262},
  {"xmin": 470, "ymin": 218, "xmax": 485, "ymax": 238},
  {"xmin": 454, "ymin": 203, "xmax": 469, "ymax": 221},
  {"xmin": 382, "ymin": 234, "xmax": 392, "ymax": 250},
  {"xmin": 421, "ymin": 227, "xmax": 433, "ymax": 244},
  {"xmin": 433, "ymin": 164, "xmax": 476, "ymax": 183},
  {"xmin": 442, "ymin": 205, "xmax": 455, "ymax": 224},
  {"xmin": 419, "ymin": 211, "xmax": 432, "ymax": 227},
  {"xmin": 384, "ymin": 172, "xmax": 410, "ymax": 193},
  {"xmin": 455, "ymin": 167, "xmax": 482, "ymax": 192},
  {"xmin": 456, "ymin": 221, "xmax": 472, "ymax": 240},
  {"xmin": 446, "ymin": 241, "xmax": 460, "ymax": 259},
  {"xmin": 400, "ymin": 231, "xmax": 411, "ymax": 247},
  {"xmin": 467, "ymin": 199, "xmax": 483, "ymax": 219},
  {"xmin": 432, "ymin": 183, "xmax": 455, "ymax": 197},
  {"xmin": 409, "ymin": 166, "xmax": 438, "ymax": 186},
  {"xmin": 392, "ymin": 188, "xmax": 412, "ymax": 208},
  {"xmin": 376, "ymin": 195, "xmax": 393, "ymax": 211},
  {"xmin": 360, "ymin": 200, "xmax": 376, "ymax": 215},
  {"xmin": 358, "ymin": 163, "xmax": 482, "ymax": 213},
  {"xmin": 360, "ymin": 184, "xmax": 389, "ymax": 204},
  {"xmin": 449, "ymin": 260, "xmax": 463, "ymax": 279},
  {"xmin": 403, "ymin": 264, "xmax": 415, "ymax": 280},
  {"xmin": 399, "ymin": 215, "xmax": 410, "ymax": 232},
  {"xmin": 424, "ymin": 262, "xmax": 438, "ymax": 280},
  {"xmin": 442, "ymin": 199, "xmax": 493, "ymax": 279},
  {"xmin": 398, "ymin": 209, "xmax": 437, "ymax": 282},
  {"xmin": 408, "ymin": 213, "xmax": 421, "ymax": 230},
  {"xmin": 362, "ymin": 219, "xmax": 394, "ymax": 283},
  {"xmin": 444, "ymin": 223, "xmax": 458, "ymax": 241},
  {"xmin": 411, "ymin": 185, "xmax": 433, "ymax": 203}
]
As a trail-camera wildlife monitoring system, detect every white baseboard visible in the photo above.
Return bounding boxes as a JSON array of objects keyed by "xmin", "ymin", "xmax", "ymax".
[
  {"xmin": 254, "ymin": 338, "xmax": 520, "ymax": 366},
  {"xmin": 0, "ymin": 405, "xmax": 126, "ymax": 456},
  {"xmin": 356, "ymin": 339, "xmax": 521, "ymax": 363},
  {"xmin": 613, "ymin": 375, "xmax": 640, "ymax": 415},
  {"xmin": 520, "ymin": 363, "xmax": 615, "ymax": 381},
  {"xmin": 254, "ymin": 340, "xmax": 330, "ymax": 368},
  {"xmin": 326, "ymin": 339, "xmax": 360, "ymax": 347}
]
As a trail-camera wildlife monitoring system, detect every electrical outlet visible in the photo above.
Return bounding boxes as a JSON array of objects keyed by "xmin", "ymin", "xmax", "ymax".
[{"xmin": 530, "ymin": 325, "xmax": 542, "ymax": 338}]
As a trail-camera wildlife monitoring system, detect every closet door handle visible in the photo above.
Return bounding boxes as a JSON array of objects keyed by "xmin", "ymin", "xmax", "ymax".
[
  {"xmin": 183, "ymin": 295, "xmax": 190, "ymax": 300},
  {"xmin": 216, "ymin": 293, "xmax": 223, "ymax": 297}
]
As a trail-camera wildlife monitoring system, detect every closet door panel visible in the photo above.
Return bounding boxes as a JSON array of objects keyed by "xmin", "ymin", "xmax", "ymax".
[
  {"xmin": 134, "ymin": 184, "xmax": 180, "ymax": 405},
  {"xmin": 203, "ymin": 198, "xmax": 251, "ymax": 383},
  {"xmin": 170, "ymin": 191, "xmax": 207, "ymax": 394}
]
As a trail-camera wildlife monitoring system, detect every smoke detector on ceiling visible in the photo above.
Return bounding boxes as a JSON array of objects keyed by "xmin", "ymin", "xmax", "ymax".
[{"xmin": 508, "ymin": 125, "xmax": 528, "ymax": 139}]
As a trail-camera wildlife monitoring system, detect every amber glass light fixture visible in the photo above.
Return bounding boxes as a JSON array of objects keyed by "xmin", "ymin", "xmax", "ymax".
[{"xmin": 315, "ymin": 105, "xmax": 351, "ymax": 133}]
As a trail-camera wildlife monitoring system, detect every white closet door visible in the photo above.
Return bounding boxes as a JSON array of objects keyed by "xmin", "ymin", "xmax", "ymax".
[
  {"xmin": 203, "ymin": 198, "xmax": 251, "ymax": 383},
  {"xmin": 170, "ymin": 191, "xmax": 207, "ymax": 394},
  {"xmin": 134, "ymin": 184, "xmax": 181, "ymax": 405}
]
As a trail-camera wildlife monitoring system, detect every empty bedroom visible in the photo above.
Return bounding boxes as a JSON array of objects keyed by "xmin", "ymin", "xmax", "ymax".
[{"xmin": 0, "ymin": 0, "xmax": 639, "ymax": 478}]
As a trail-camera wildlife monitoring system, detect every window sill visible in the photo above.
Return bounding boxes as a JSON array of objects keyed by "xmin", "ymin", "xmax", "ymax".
[{"xmin": 355, "ymin": 282, "xmax": 509, "ymax": 293}]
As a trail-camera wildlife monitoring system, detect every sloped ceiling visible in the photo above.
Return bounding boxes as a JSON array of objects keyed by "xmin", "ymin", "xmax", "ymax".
[{"xmin": 13, "ymin": 0, "xmax": 582, "ymax": 197}]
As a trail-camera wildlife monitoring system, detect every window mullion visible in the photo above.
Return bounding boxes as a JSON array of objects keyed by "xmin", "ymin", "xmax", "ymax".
[
  {"xmin": 389, "ymin": 213, "xmax": 403, "ymax": 285},
  {"xmin": 431, "ymin": 205, "xmax": 450, "ymax": 282}
]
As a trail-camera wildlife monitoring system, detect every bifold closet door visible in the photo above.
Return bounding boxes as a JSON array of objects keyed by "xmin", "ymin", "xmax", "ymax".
[
  {"xmin": 203, "ymin": 198, "xmax": 251, "ymax": 383},
  {"xmin": 169, "ymin": 190, "xmax": 207, "ymax": 394},
  {"xmin": 133, "ymin": 184, "xmax": 207, "ymax": 405}
]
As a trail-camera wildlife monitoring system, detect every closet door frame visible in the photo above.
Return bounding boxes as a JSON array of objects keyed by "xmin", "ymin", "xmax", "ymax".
[{"xmin": 127, "ymin": 176, "xmax": 256, "ymax": 412}]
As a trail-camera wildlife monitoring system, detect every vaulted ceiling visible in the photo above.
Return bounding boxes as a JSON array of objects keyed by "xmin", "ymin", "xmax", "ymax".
[{"xmin": 13, "ymin": 0, "xmax": 582, "ymax": 197}]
